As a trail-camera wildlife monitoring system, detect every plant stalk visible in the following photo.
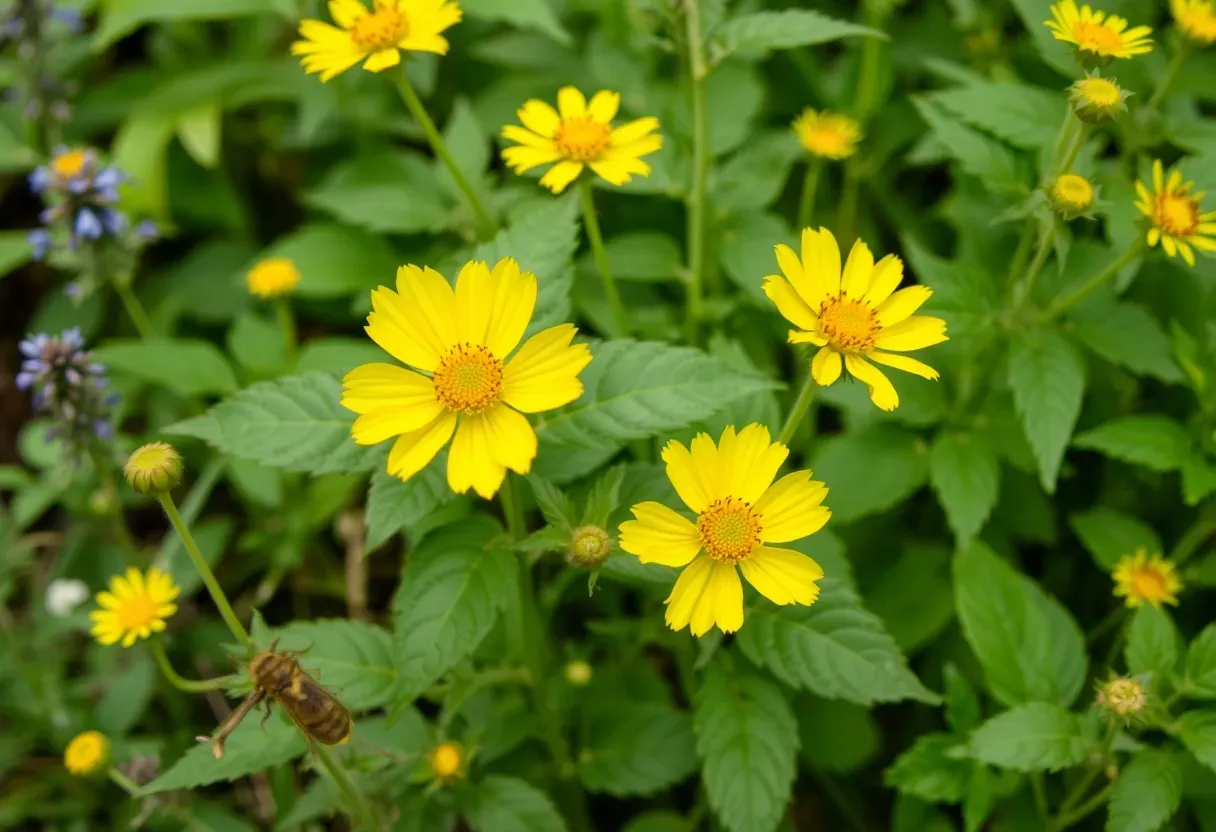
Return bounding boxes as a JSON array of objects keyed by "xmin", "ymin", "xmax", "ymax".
[
  {"xmin": 1147, "ymin": 43, "xmax": 1190, "ymax": 112},
  {"xmin": 276, "ymin": 299, "xmax": 297, "ymax": 369},
  {"xmin": 797, "ymin": 157, "xmax": 823, "ymax": 231},
  {"xmin": 1041, "ymin": 240, "xmax": 1145, "ymax": 322},
  {"xmin": 114, "ymin": 283, "xmax": 155, "ymax": 339},
  {"xmin": 683, "ymin": 0, "xmax": 709, "ymax": 345},
  {"xmin": 777, "ymin": 375, "xmax": 816, "ymax": 447},
  {"xmin": 315, "ymin": 744, "xmax": 382, "ymax": 831},
  {"xmin": 150, "ymin": 639, "xmax": 234, "ymax": 693},
  {"xmin": 578, "ymin": 179, "xmax": 628, "ymax": 337},
  {"xmin": 108, "ymin": 767, "xmax": 141, "ymax": 797}
]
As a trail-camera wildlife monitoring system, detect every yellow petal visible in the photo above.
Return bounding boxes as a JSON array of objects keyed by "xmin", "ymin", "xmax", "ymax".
[
  {"xmin": 602, "ymin": 134, "xmax": 662, "ymax": 161},
  {"xmin": 618, "ymin": 502, "xmax": 702, "ymax": 566},
  {"xmin": 329, "ymin": 0, "xmax": 366, "ymax": 26},
  {"xmin": 453, "ymin": 258, "xmax": 537, "ymax": 358},
  {"xmin": 762, "ymin": 275, "xmax": 819, "ymax": 331},
  {"xmin": 365, "ymin": 267, "xmax": 456, "ymax": 372},
  {"xmin": 539, "ymin": 161, "xmax": 584, "ymax": 193},
  {"xmin": 503, "ymin": 145, "xmax": 563, "ymax": 173},
  {"xmin": 867, "ymin": 351, "xmax": 940, "ymax": 380},
  {"xmin": 840, "ymin": 239, "xmax": 874, "ymax": 298},
  {"xmin": 755, "ymin": 472, "xmax": 830, "ymax": 543},
  {"xmin": 387, "ymin": 410, "xmax": 457, "ymax": 482},
  {"xmin": 96, "ymin": 591, "xmax": 121, "ymax": 611},
  {"xmin": 502, "ymin": 324, "xmax": 591, "ymax": 413},
  {"xmin": 844, "ymin": 354, "xmax": 899, "ymax": 411},
  {"xmin": 481, "ymin": 403, "xmax": 537, "ymax": 475},
  {"xmin": 739, "ymin": 546, "xmax": 823, "ymax": 606},
  {"xmin": 341, "ymin": 361, "xmax": 438, "ymax": 414},
  {"xmin": 664, "ymin": 557, "xmax": 743, "ymax": 636},
  {"xmin": 518, "ymin": 100, "xmax": 561, "ymax": 137},
  {"xmin": 874, "ymin": 316, "xmax": 949, "ymax": 352},
  {"xmin": 661, "ymin": 438, "xmax": 712, "ymax": 513},
  {"xmin": 501, "ymin": 125, "xmax": 555, "ymax": 150},
  {"xmin": 803, "ymin": 226, "xmax": 842, "ymax": 301},
  {"xmin": 362, "ymin": 48, "xmax": 400, "ymax": 72},
  {"xmin": 775, "ymin": 244, "xmax": 805, "ymax": 290},
  {"xmin": 716, "ymin": 423, "xmax": 787, "ymax": 505},
  {"xmin": 875, "ymin": 285, "xmax": 932, "ymax": 327},
  {"xmin": 789, "ymin": 329, "xmax": 828, "ymax": 346},
  {"xmin": 861, "ymin": 254, "xmax": 904, "ymax": 305},
  {"xmin": 557, "ymin": 86, "xmax": 587, "ymax": 119},
  {"xmin": 609, "ymin": 117, "xmax": 659, "ymax": 146},
  {"xmin": 587, "ymin": 90, "xmax": 620, "ymax": 122},
  {"xmin": 811, "ymin": 346, "xmax": 842, "ymax": 386},
  {"xmin": 447, "ymin": 416, "xmax": 507, "ymax": 499},
  {"xmin": 589, "ymin": 157, "xmax": 650, "ymax": 185}
]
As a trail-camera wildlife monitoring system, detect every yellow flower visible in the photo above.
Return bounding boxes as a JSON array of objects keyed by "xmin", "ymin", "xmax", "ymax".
[
  {"xmin": 291, "ymin": 0, "xmax": 462, "ymax": 82},
  {"xmin": 123, "ymin": 441, "xmax": 183, "ymax": 495},
  {"xmin": 428, "ymin": 742, "xmax": 464, "ymax": 780},
  {"xmin": 247, "ymin": 257, "xmax": 301, "ymax": 299},
  {"xmin": 1173, "ymin": 0, "xmax": 1216, "ymax": 44},
  {"xmin": 1068, "ymin": 73, "xmax": 1130, "ymax": 121},
  {"xmin": 565, "ymin": 659, "xmax": 593, "ymax": 686},
  {"xmin": 792, "ymin": 109, "xmax": 862, "ymax": 160},
  {"xmin": 1044, "ymin": 0, "xmax": 1153, "ymax": 59},
  {"xmin": 1050, "ymin": 173, "xmax": 1095, "ymax": 217},
  {"xmin": 500, "ymin": 87, "xmax": 662, "ymax": 194},
  {"xmin": 51, "ymin": 148, "xmax": 89, "ymax": 180},
  {"xmin": 1112, "ymin": 549, "xmax": 1182, "ymax": 609},
  {"xmin": 343, "ymin": 258, "xmax": 592, "ymax": 499},
  {"xmin": 1097, "ymin": 677, "xmax": 1147, "ymax": 720},
  {"xmin": 88, "ymin": 567, "xmax": 180, "ymax": 647},
  {"xmin": 1134, "ymin": 160, "xmax": 1216, "ymax": 267},
  {"xmin": 762, "ymin": 227, "xmax": 947, "ymax": 411},
  {"xmin": 64, "ymin": 730, "xmax": 110, "ymax": 776},
  {"xmin": 618, "ymin": 424, "xmax": 829, "ymax": 637}
]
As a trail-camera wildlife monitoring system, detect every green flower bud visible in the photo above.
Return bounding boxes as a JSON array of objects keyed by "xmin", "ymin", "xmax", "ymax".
[
  {"xmin": 124, "ymin": 442, "xmax": 183, "ymax": 495},
  {"xmin": 568, "ymin": 525, "xmax": 612, "ymax": 567}
]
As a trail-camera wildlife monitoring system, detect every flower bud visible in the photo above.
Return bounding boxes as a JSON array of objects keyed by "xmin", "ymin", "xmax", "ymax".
[
  {"xmin": 1050, "ymin": 174, "xmax": 1096, "ymax": 219},
  {"xmin": 568, "ymin": 525, "xmax": 612, "ymax": 567},
  {"xmin": 124, "ymin": 442, "xmax": 183, "ymax": 495},
  {"xmin": 64, "ymin": 730, "xmax": 110, "ymax": 776},
  {"xmin": 428, "ymin": 741, "xmax": 464, "ymax": 782},
  {"xmin": 1069, "ymin": 73, "xmax": 1130, "ymax": 124},
  {"xmin": 1097, "ymin": 677, "xmax": 1146, "ymax": 720},
  {"xmin": 565, "ymin": 659, "xmax": 593, "ymax": 687}
]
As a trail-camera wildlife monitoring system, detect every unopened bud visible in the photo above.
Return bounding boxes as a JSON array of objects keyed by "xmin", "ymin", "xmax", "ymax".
[
  {"xmin": 1050, "ymin": 174, "xmax": 1095, "ymax": 219},
  {"xmin": 565, "ymin": 659, "xmax": 593, "ymax": 687},
  {"xmin": 569, "ymin": 525, "xmax": 612, "ymax": 567},
  {"xmin": 1097, "ymin": 677, "xmax": 1146, "ymax": 721},
  {"xmin": 124, "ymin": 442, "xmax": 183, "ymax": 495}
]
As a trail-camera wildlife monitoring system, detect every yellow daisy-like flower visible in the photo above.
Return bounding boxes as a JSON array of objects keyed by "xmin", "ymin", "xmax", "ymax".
[
  {"xmin": 1068, "ymin": 73, "xmax": 1130, "ymax": 122},
  {"xmin": 1112, "ymin": 549, "xmax": 1183, "ymax": 609},
  {"xmin": 1044, "ymin": 0, "xmax": 1153, "ymax": 59},
  {"xmin": 1134, "ymin": 160, "xmax": 1216, "ymax": 267},
  {"xmin": 64, "ymin": 731, "xmax": 110, "ymax": 776},
  {"xmin": 291, "ymin": 0, "xmax": 462, "ymax": 82},
  {"xmin": 88, "ymin": 567, "xmax": 180, "ymax": 647},
  {"xmin": 618, "ymin": 424, "xmax": 829, "ymax": 637},
  {"xmin": 1173, "ymin": 0, "xmax": 1216, "ymax": 45},
  {"xmin": 343, "ymin": 258, "xmax": 592, "ymax": 499},
  {"xmin": 500, "ymin": 87, "xmax": 662, "ymax": 194},
  {"xmin": 762, "ymin": 227, "xmax": 948, "ymax": 412},
  {"xmin": 792, "ymin": 109, "xmax": 862, "ymax": 160},
  {"xmin": 247, "ymin": 257, "xmax": 301, "ymax": 299},
  {"xmin": 428, "ymin": 742, "xmax": 464, "ymax": 781}
]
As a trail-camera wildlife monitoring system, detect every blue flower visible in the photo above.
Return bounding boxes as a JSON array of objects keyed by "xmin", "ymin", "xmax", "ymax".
[
  {"xmin": 28, "ymin": 229, "xmax": 51, "ymax": 261},
  {"xmin": 74, "ymin": 207, "xmax": 103, "ymax": 240}
]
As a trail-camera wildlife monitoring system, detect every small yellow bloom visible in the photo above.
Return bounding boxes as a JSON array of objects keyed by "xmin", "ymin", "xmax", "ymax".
[
  {"xmin": 1097, "ymin": 677, "xmax": 1147, "ymax": 719},
  {"xmin": 1051, "ymin": 174, "xmax": 1095, "ymax": 217},
  {"xmin": 618, "ymin": 424, "xmax": 829, "ymax": 637},
  {"xmin": 291, "ymin": 0, "xmax": 462, "ymax": 82},
  {"xmin": 792, "ymin": 109, "xmax": 862, "ymax": 160},
  {"xmin": 124, "ymin": 441, "xmax": 183, "ymax": 495},
  {"xmin": 1069, "ymin": 73, "xmax": 1130, "ymax": 122},
  {"xmin": 565, "ymin": 659, "xmax": 593, "ymax": 686},
  {"xmin": 763, "ymin": 227, "xmax": 947, "ymax": 411},
  {"xmin": 1044, "ymin": 0, "xmax": 1153, "ymax": 59},
  {"xmin": 51, "ymin": 148, "xmax": 89, "ymax": 180},
  {"xmin": 1173, "ymin": 0, "xmax": 1216, "ymax": 45},
  {"xmin": 501, "ymin": 87, "xmax": 662, "ymax": 194},
  {"xmin": 428, "ymin": 742, "xmax": 464, "ymax": 780},
  {"xmin": 64, "ymin": 730, "xmax": 110, "ymax": 776},
  {"xmin": 343, "ymin": 259, "xmax": 592, "ymax": 499},
  {"xmin": 1134, "ymin": 160, "xmax": 1216, "ymax": 267},
  {"xmin": 88, "ymin": 567, "xmax": 180, "ymax": 647},
  {"xmin": 247, "ymin": 257, "xmax": 301, "ymax": 299},
  {"xmin": 1112, "ymin": 549, "xmax": 1183, "ymax": 609}
]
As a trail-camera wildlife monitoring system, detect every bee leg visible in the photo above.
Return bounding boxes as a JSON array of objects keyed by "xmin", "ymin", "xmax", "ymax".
[
  {"xmin": 267, "ymin": 637, "xmax": 280, "ymax": 653},
  {"xmin": 259, "ymin": 700, "xmax": 273, "ymax": 733},
  {"xmin": 307, "ymin": 736, "xmax": 318, "ymax": 761}
]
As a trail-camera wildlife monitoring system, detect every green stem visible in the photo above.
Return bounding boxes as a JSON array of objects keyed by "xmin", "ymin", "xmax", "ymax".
[
  {"xmin": 852, "ymin": 9, "xmax": 885, "ymax": 124},
  {"xmin": 577, "ymin": 179, "xmax": 628, "ymax": 337},
  {"xmin": 157, "ymin": 458, "xmax": 223, "ymax": 565},
  {"xmin": 315, "ymin": 744, "xmax": 382, "ymax": 831},
  {"xmin": 438, "ymin": 667, "xmax": 531, "ymax": 731},
  {"xmin": 777, "ymin": 375, "xmax": 816, "ymax": 447},
  {"xmin": 1146, "ymin": 43, "xmax": 1190, "ymax": 112},
  {"xmin": 1170, "ymin": 502, "xmax": 1216, "ymax": 566},
  {"xmin": 1049, "ymin": 721, "xmax": 1118, "ymax": 830},
  {"xmin": 157, "ymin": 493, "xmax": 251, "ymax": 649},
  {"xmin": 836, "ymin": 161, "xmax": 861, "ymax": 245},
  {"xmin": 1013, "ymin": 223, "xmax": 1056, "ymax": 313},
  {"xmin": 1051, "ymin": 784, "xmax": 1113, "ymax": 831},
  {"xmin": 276, "ymin": 299, "xmax": 297, "ymax": 369},
  {"xmin": 114, "ymin": 283, "xmax": 155, "ymax": 339},
  {"xmin": 797, "ymin": 157, "xmax": 823, "ymax": 231},
  {"xmin": 1048, "ymin": 110, "xmax": 1081, "ymax": 180},
  {"xmin": 1056, "ymin": 120, "xmax": 1089, "ymax": 176},
  {"xmin": 1086, "ymin": 607, "xmax": 1127, "ymax": 646},
  {"xmin": 683, "ymin": 0, "xmax": 708, "ymax": 345},
  {"xmin": 390, "ymin": 68, "xmax": 496, "ymax": 238},
  {"xmin": 1031, "ymin": 772, "xmax": 1049, "ymax": 822},
  {"xmin": 1041, "ymin": 240, "xmax": 1145, "ymax": 322},
  {"xmin": 150, "ymin": 639, "xmax": 234, "ymax": 693},
  {"xmin": 107, "ymin": 767, "xmax": 141, "ymax": 797}
]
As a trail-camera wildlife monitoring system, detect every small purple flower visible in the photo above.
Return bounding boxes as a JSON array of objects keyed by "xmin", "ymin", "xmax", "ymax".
[
  {"xmin": 18, "ymin": 329, "xmax": 116, "ymax": 461},
  {"xmin": 28, "ymin": 166, "xmax": 51, "ymax": 194},
  {"xmin": 28, "ymin": 228, "xmax": 51, "ymax": 261},
  {"xmin": 50, "ymin": 7, "xmax": 83, "ymax": 33},
  {"xmin": 19, "ymin": 334, "xmax": 48, "ymax": 358},
  {"xmin": 64, "ymin": 281, "xmax": 85, "ymax": 303},
  {"xmin": 74, "ymin": 207, "xmax": 102, "ymax": 239},
  {"xmin": 15, "ymin": 370, "xmax": 35, "ymax": 390},
  {"xmin": 100, "ymin": 208, "xmax": 127, "ymax": 235}
]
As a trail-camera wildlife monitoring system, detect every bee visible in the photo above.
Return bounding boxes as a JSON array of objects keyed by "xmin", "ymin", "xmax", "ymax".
[{"xmin": 205, "ymin": 640, "xmax": 353, "ymax": 759}]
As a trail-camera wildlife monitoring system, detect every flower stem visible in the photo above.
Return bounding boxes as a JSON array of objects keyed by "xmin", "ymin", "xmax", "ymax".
[
  {"xmin": 157, "ymin": 457, "xmax": 223, "ymax": 564},
  {"xmin": 1040, "ymin": 240, "xmax": 1145, "ymax": 322},
  {"xmin": 683, "ymin": 0, "xmax": 709, "ymax": 345},
  {"xmin": 777, "ymin": 375, "xmax": 816, "ymax": 447},
  {"xmin": 276, "ymin": 299, "xmax": 297, "ymax": 369},
  {"xmin": 1012, "ymin": 222, "xmax": 1056, "ymax": 313},
  {"xmin": 150, "ymin": 639, "xmax": 234, "ymax": 693},
  {"xmin": 107, "ymin": 767, "xmax": 141, "ymax": 797},
  {"xmin": 114, "ymin": 283, "xmax": 155, "ymax": 339},
  {"xmin": 797, "ymin": 157, "xmax": 823, "ymax": 231},
  {"xmin": 1170, "ymin": 501, "xmax": 1216, "ymax": 566},
  {"xmin": 577, "ymin": 179, "xmax": 628, "ymax": 337},
  {"xmin": 315, "ymin": 744, "xmax": 382, "ymax": 831},
  {"xmin": 1048, "ymin": 720, "xmax": 1118, "ymax": 830},
  {"xmin": 157, "ymin": 493, "xmax": 251, "ymax": 649},
  {"xmin": 391, "ymin": 68, "xmax": 496, "ymax": 239},
  {"xmin": 1147, "ymin": 43, "xmax": 1190, "ymax": 112},
  {"xmin": 1052, "ymin": 785, "xmax": 1113, "ymax": 831}
]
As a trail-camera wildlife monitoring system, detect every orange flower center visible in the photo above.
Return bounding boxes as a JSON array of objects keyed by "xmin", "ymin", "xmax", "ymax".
[
  {"xmin": 1155, "ymin": 192, "xmax": 1200, "ymax": 237},
  {"xmin": 805, "ymin": 127, "xmax": 851, "ymax": 157},
  {"xmin": 1071, "ymin": 21, "xmax": 1123, "ymax": 53},
  {"xmin": 1181, "ymin": 5, "xmax": 1216, "ymax": 43},
  {"xmin": 350, "ymin": 2, "xmax": 409, "ymax": 50},
  {"xmin": 697, "ymin": 497, "xmax": 762, "ymax": 563},
  {"xmin": 1130, "ymin": 566, "xmax": 1168, "ymax": 601},
  {"xmin": 52, "ymin": 149, "xmax": 88, "ymax": 178},
  {"xmin": 117, "ymin": 595, "xmax": 160, "ymax": 630},
  {"xmin": 432, "ymin": 344, "xmax": 504, "ymax": 415},
  {"xmin": 818, "ymin": 296, "xmax": 879, "ymax": 352},
  {"xmin": 554, "ymin": 117, "xmax": 612, "ymax": 162},
  {"xmin": 430, "ymin": 743, "xmax": 463, "ymax": 778}
]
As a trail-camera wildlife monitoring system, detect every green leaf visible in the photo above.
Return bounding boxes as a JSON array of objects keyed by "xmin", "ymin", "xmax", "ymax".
[
  {"xmin": 712, "ymin": 10, "xmax": 883, "ymax": 60},
  {"xmin": 1008, "ymin": 331, "xmax": 1085, "ymax": 492},
  {"xmin": 885, "ymin": 734, "xmax": 971, "ymax": 803},
  {"xmin": 967, "ymin": 703, "xmax": 1087, "ymax": 772},
  {"xmin": 929, "ymin": 82, "xmax": 1062, "ymax": 151},
  {"xmin": 438, "ymin": 98, "xmax": 490, "ymax": 202},
  {"xmin": 365, "ymin": 464, "xmax": 453, "ymax": 552},
  {"xmin": 944, "ymin": 664, "xmax": 982, "ymax": 734},
  {"xmin": 954, "ymin": 542, "xmax": 1087, "ymax": 707},
  {"xmin": 1185, "ymin": 624, "xmax": 1216, "ymax": 698},
  {"xmin": 0, "ymin": 230, "xmax": 33, "ymax": 278},
  {"xmin": 578, "ymin": 702, "xmax": 698, "ymax": 796},
  {"xmin": 811, "ymin": 425, "xmax": 930, "ymax": 524},
  {"xmin": 1177, "ymin": 710, "xmax": 1216, "ymax": 774},
  {"xmin": 257, "ymin": 224, "xmax": 397, "ymax": 299},
  {"xmin": 719, "ymin": 213, "xmax": 791, "ymax": 306},
  {"xmin": 228, "ymin": 312, "xmax": 287, "ymax": 377},
  {"xmin": 929, "ymin": 430, "xmax": 1001, "ymax": 544},
  {"xmin": 1182, "ymin": 458, "xmax": 1216, "ymax": 506},
  {"xmin": 164, "ymin": 372, "xmax": 376, "ymax": 474},
  {"xmin": 1074, "ymin": 416, "xmax": 1192, "ymax": 472},
  {"xmin": 1107, "ymin": 751, "xmax": 1182, "ymax": 832},
  {"xmin": 796, "ymin": 697, "xmax": 880, "ymax": 774},
  {"xmin": 93, "ymin": 338, "xmax": 238, "ymax": 396},
  {"xmin": 533, "ymin": 340, "xmax": 774, "ymax": 450},
  {"xmin": 527, "ymin": 474, "xmax": 576, "ymax": 531},
  {"xmin": 695, "ymin": 661, "xmax": 798, "ymax": 832},
  {"xmin": 268, "ymin": 619, "xmax": 395, "ymax": 711},
  {"xmin": 175, "ymin": 103, "xmax": 221, "ymax": 168},
  {"xmin": 711, "ymin": 131, "xmax": 803, "ymax": 214},
  {"xmin": 1068, "ymin": 508, "xmax": 1161, "ymax": 570},
  {"xmin": 142, "ymin": 713, "xmax": 306, "ymax": 794},
  {"xmin": 460, "ymin": 0, "xmax": 571, "ymax": 45},
  {"xmin": 305, "ymin": 151, "xmax": 450, "ymax": 234},
  {"xmin": 911, "ymin": 98, "xmax": 1021, "ymax": 191},
  {"xmin": 1126, "ymin": 605, "xmax": 1181, "ymax": 682},
  {"xmin": 580, "ymin": 232, "xmax": 681, "ymax": 283},
  {"xmin": 737, "ymin": 577, "xmax": 939, "ymax": 706},
  {"xmin": 1068, "ymin": 300, "xmax": 1183, "ymax": 383},
  {"xmin": 94, "ymin": 0, "xmax": 281, "ymax": 49},
  {"xmin": 901, "ymin": 236, "xmax": 999, "ymax": 340},
  {"xmin": 582, "ymin": 466, "xmax": 625, "ymax": 527},
  {"xmin": 864, "ymin": 543, "xmax": 954, "ymax": 653},
  {"xmin": 463, "ymin": 775, "xmax": 567, "ymax": 832},
  {"xmin": 391, "ymin": 517, "xmax": 514, "ymax": 706},
  {"xmin": 296, "ymin": 338, "xmax": 387, "ymax": 375},
  {"xmin": 96, "ymin": 654, "xmax": 157, "ymax": 736}
]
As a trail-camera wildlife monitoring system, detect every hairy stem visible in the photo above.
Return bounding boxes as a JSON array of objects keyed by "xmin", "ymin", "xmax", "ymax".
[
  {"xmin": 797, "ymin": 157, "xmax": 823, "ymax": 231},
  {"xmin": 150, "ymin": 639, "xmax": 235, "ymax": 693},
  {"xmin": 683, "ymin": 0, "xmax": 708, "ymax": 345},
  {"xmin": 114, "ymin": 283, "xmax": 156, "ymax": 339},
  {"xmin": 315, "ymin": 744, "xmax": 383, "ymax": 831},
  {"xmin": 578, "ymin": 179, "xmax": 628, "ymax": 337},
  {"xmin": 777, "ymin": 375, "xmax": 816, "ymax": 447}
]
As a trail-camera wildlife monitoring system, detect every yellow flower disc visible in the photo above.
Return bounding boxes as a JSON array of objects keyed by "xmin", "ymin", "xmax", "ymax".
[
  {"xmin": 429, "ymin": 742, "xmax": 464, "ymax": 780},
  {"xmin": 246, "ymin": 257, "xmax": 301, "ymax": 299},
  {"xmin": 792, "ymin": 109, "xmax": 862, "ymax": 160},
  {"xmin": 1112, "ymin": 549, "xmax": 1183, "ymax": 608},
  {"xmin": 1173, "ymin": 0, "xmax": 1216, "ymax": 45},
  {"xmin": 64, "ymin": 731, "xmax": 110, "ymax": 776},
  {"xmin": 1044, "ymin": 0, "xmax": 1154, "ymax": 59},
  {"xmin": 1052, "ymin": 174, "xmax": 1095, "ymax": 213},
  {"xmin": 1134, "ymin": 160, "xmax": 1216, "ymax": 267}
]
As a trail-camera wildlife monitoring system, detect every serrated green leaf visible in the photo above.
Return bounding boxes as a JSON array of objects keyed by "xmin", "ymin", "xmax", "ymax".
[
  {"xmin": 737, "ymin": 577, "xmax": 939, "ymax": 706},
  {"xmin": 164, "ymin": 372, "xmax": 376, "ymax": 474},
  {"xmin": 1182, "ymin": 458, "xmax": 1216, "ymax": 506},
  {"xmin": 954, "ymin": 542, "xmax": 1087, "ymax": 707},
  {"xmin": 712, "ymin": 9, "xmax": 883, "ymax": 59},
  {"xmin": 901, "ymin": 237, "xmax": 1000, "ymax": 340},
  {"xmin": 967, "ymin": 702, "xmax": 1086, "ymax": 772},
  {"xmin": 460, "ymin": 0, "xmax": 571, "ymax": 45},
  {"xmin": 1185, "ymin": 624, "xmax": 1216, "ymax": 698},
  {"xmin": 930, "ymin": 430, "xmax": 1001, "ymax": 543},
  {"xmin": 463, "ymin": 775, "xmax": 567, "ymax": 832},
  {"xmin": 527, "ymin": 474, "xmax": 576, "ymax": 530},
  {"xmin": 1107, "ymin": 751, "xmax": 1182, "ymax": 832},
  {"xmin": 305, "ymin": 151, "xmax": 450, "ymax": 234},
  {"xmin": 710, "ymin": 131, "xmax": 803, "ymax": 213},
  {"xmin": 365, "ymin": 463, "xmax": 453, "ymax": 552},
  {"xmin": 391, "ymin": 517, "xmax": 514, "ymax": 706},
  {"xmin": 811, "ymin": 425, "xmax": 930, "ymax": 524},
  {"xmin": 1068, "ymin": 300, "xmax": 1183, "ymax": 382},
  {"xmin": 93, "ymin": 338, "xmax": 238, "ymax": 396},
  {"xmin": 1177, "ymin": 710, "xmax": 1216, "ymax": 774},
  {"xmin": 1069, "ymin": 509, "xmax": 1161, "ymax": 570},
  {"xmin": 142, "ymin": 713, "xmax": 306, "ymax": 794},
  {"xmin": 94, "ymin": 0, "xmax": 281, "ymax": 50},
  {"xmin": 911, "ymin": 98, "xmax": 1021, "ymax": 191},
  {"xmin": 268, "ymin": 619, "xmax": 395, "ymax": 711},
  {"xmin": 1008, "ymin": 331, "xmax": 1085, "ymax": 492},
  {"xmin": 579, "ymin": 232, "xmax": 681, "ymax": 283},
  {"xmin": 582, "ymin": 466, "xmax": 625, "ymax": 528},
  {"xmin": 256, "ymin": 223, "xmax": 397, "ymax": 300},
  {"xmin": 885, "ymin": 733, "xmax": 971, "ymax": 803},
  {"xmin": 296, "ymin": 338, "xmax": 387, "ymax": 375},
  {"xmin": 929, "ymin": 82, "xmax": 1062, "ymax": 150},
  {"xmin": 1074, "ymin": 416, "xmax": 1193, "ymax": 472},
  {"xmin": 1126, "ymin": 605, "xmax": 1181, "ymax": 683},
  {"xmin": 578, "ymin": 702, "xmax": 698, "ymax": 796},
  {"xmin": 695, "ymin": 661, "xmax": 798, "ymax": 832},
  {"xmin": 945, "ymin": 664, "xmax": 982, "ymax": 735}
]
